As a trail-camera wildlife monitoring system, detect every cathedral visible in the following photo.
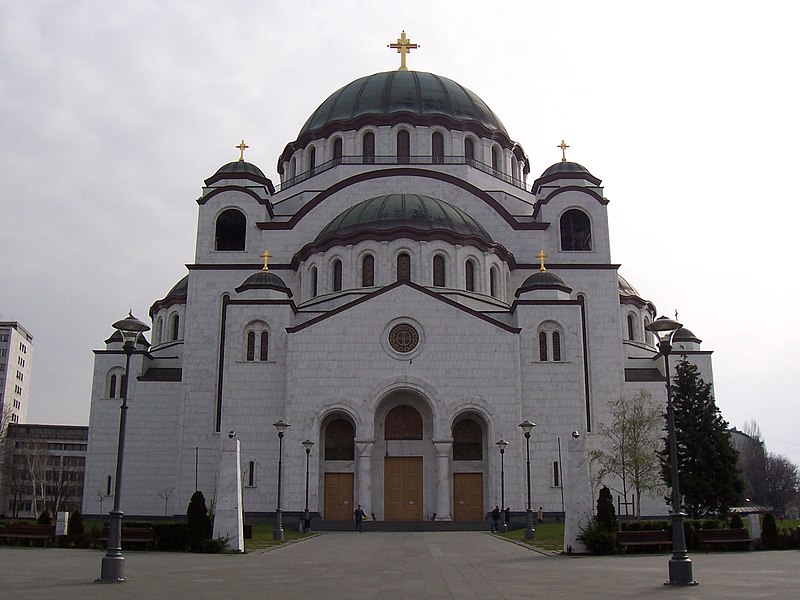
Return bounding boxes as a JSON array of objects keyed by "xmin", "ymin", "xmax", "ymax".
[{"xmin": 83, "ymin": 34, "xmax": 713, "ymax": 523}]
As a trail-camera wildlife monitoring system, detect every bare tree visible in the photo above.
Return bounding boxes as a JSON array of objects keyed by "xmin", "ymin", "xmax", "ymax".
[
  {"xmin": 590, "ymin": 390, "xmax": 664, "ymax": 517},
  {"xmin": 739, "ymin": 420, "xmax": 768, "ymax": 504},
  {"xmin": 764, "ymin": 453, "xmax": 799, "ymax": 515},
  {"xmin": 157, "ymin": 487, "xmax": 174, "ymax": 517}
]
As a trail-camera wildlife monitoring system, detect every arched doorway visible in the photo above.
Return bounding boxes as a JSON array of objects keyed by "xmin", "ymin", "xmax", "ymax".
[
  {"xmin": 451, "ymin": 413, "xmax": 487, "ymax": 521},
  {"xmin": 321, "ymin": 414, "xmax": 355, "ymax": 521}
]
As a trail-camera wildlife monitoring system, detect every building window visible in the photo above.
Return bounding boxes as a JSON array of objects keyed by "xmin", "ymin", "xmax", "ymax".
[
  {"xmin": 490, "ymin": 267, "xmax": 498, "ymax": 298},
  {"xmin": 259, "ymin": 332, "xmax": 269, "ymax": 361},
  {"xmin": 362, "ymin": 255, "xmax": 374, "ymax": 287},
  {"xmin": 553, "ymin": 461, "xmax": 560, "ymax": 487},
  {"xmin": 310, "ymin": 266, "xmax": 318, "ymax": 297},
  {"xmin": 332, "ymin": 259, "xmax": 343, "ymax": 292},
  {"xmin": 363, "ymin": 132, "xmax": 375, "ymax": 164},
  {"xmin": 170, "ymin": 314, "xmax": 180, "ymax": 341},
  {"xmin": 433, "ymin": 255, "xmax": 446, "ymax": 287},
  {"xmin": 215, "ymin": 209, "xmax": 246, "ymax": 251},
  {"xmin": 491, "ymin": 146, "xmax": 500, "ymax": 171},
  {"xmin": 325, "ymin": 418, "xmax": 355, "ymax": 460},
  {"xmin": 465, "ymin": 260, "xmax": 475, "ymax": 292},
  {"xmin": 308, "ymin": 146, "xmax": 316, "ymax": 174},
  {"xmin": 333, "ymin": 138, "xmax": 343, "ymax": 164},
  {"xmin": 464, "ymin": 137, "xmax": 475, "ymax": 161},
  {"xmin": 397, "ymin": 130, "xmax": 410, "ymax": 164},
  {"xmin": 385, "ymin": 405, "xmax": 423, "ymax": 440},
  {"xmin": 627, "ymin": 314, "xmax": 636, "ymax": 341},
  {"xmin": 453, "ymin": 418, "xmax": 483, "ymax": 460},
  {"xmin": 388, "ymin": 323, "xmax": 419, "ymax": 354},
  {"xmin": 552, "ymin": 332, "xmax": 562, "ymax": 361},
  {"xmin": 512, "ymin": 156, "xmax": 519, "ymax": 180},
  {"xmin": 539, "ymin": 331, "xmax": 548, "ymax": 361},
  {"xmin": 109, "ymin": 375, "xmax": 117, "ymax": 399},
  {"xmin": 560, "ymin": 209, "xmax": 592, "ymax": 251},
  {"xmin": 106, "ymin": 475, "xmax": 112, "ymax": 496},
  {"xmin": 432, "ymin": 131, "xmax": 444, "ymax": 164},
  {"xmin": 289, "ymin": 157, "xmax": 296, "ymax": 179},
  {"xmin": 154, "ymin": 317, "xmax": 163, "ymax": 345},
  {"xmin": 397, "ymin": 253, "xmax": 410, "ymax": 282},
  {"xmin": 246, "ymin": 331, "xmax": 256, "ymax": 361},
  {"xmin": 247, "ymin": 461, "xmax": 256, "ymax": 487}
]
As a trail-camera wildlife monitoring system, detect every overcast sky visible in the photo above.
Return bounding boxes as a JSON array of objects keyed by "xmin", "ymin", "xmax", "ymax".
[{"xmin": 2, "ymin": 1, "xmax": 798, "ymax": 466}]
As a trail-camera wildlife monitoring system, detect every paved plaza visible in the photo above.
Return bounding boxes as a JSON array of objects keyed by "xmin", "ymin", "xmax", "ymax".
[{"xmin": 1, "ymin": 532, "xmax": 796, "ymax": 599}]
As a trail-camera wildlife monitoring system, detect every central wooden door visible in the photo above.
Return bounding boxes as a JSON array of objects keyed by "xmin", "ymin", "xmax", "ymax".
[
  {"xmin": 324, "ymin": 472, "xmax": 354, "ymax": 521},
  {"xmin": 384, "ymin": 456, "xmax": 423, "ymax": 520},
  {"xmin": 453, "ymin": 473, "xmax": 484, "ymax": 521}
]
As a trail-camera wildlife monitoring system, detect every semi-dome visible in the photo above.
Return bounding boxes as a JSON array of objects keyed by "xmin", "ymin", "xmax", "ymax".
[
  {"xmin": 299, "ymin": 71, "xmax": 508, "ymax": 139},
  {"xmin": 235, "ymin": 271, "xmax": 293, "ymax": 297},
  {"xmin": 150, "ymin": 275, "xmax": 188, "ymax": 317},
  {"xmin": 315, "ymin": 193, "xmax": 493, "ymax": 245},
  {"xmin": 673, "ymin": 326, "xmax": 701, "ymax": 344}
]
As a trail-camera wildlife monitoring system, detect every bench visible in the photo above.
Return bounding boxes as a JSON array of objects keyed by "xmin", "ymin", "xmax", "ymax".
[
  {"xmin": 616, "ymin": 530, "xmax": 671, "ymax": 553},
  {"xmin": 0, "ymin": 523, "xmax": 55, "ymax": 548},
  {"xmin": 99, "ymin": 526, "xmax": 155, "ymax": 551},
  {"xmin": 698, "ymin": 528, "xmax": 752, "ymax": 551}
]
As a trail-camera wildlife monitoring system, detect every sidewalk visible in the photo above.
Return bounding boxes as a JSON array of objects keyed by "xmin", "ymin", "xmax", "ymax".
[{"xmin": 1, "ymin": 532, "xmax": 796, "ymax": 599}]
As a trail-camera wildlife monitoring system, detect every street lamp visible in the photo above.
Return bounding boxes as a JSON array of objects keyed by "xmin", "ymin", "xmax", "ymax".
[
  {"xmin": 519, "ymin": 419, "xmax": 536, "ymax": 540},
  {"xmin": 302, "ymin": 439, "xmax": 314, "ymax": 532},
  {"xmin": 273, "ymin": 419, "xmax": 289, "ymax": 540},
  {"xmin": 496, "ymin": 439, "xmax": 508, "ymax": 532},
  {"xmin": 646, "ymin": 316, "xmax": 697, "ymax": 586},
  {"xmin": 98, "ymin": 311, "xmax": 149, "ymax": 583}
]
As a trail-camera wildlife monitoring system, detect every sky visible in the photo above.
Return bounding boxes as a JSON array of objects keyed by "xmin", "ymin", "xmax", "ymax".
[{"xmin": 1, "ymin": 1, "xmax": 798, "ymax": 465}]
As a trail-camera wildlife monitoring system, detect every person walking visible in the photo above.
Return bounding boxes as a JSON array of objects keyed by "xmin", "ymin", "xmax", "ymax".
[
  {"xmin": 354, "ymin": 504, "xmax": 366, "ymax": 533},
  {"xmin": 490, "ymin": 505, "xmax": 501, "ymax": 532},
  {"xmin": 537, "ymin": 506, "xmax": 544, "ymax": 524}
]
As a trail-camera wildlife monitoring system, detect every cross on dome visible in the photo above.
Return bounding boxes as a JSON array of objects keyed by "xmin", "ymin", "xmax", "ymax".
[
  {"xmin": 558, "ymin": 140, "xmax": 569, "ymax": 162},
  {"xmin": 236, "ymin": 139, "xmax": 249, "ymax": 162},
  {"xmin": 261, "ymin": 249, "xmax": 272, "ymax": 272},
  {"xmin": 388, "ymin": 31, "xmax": 419, "ymax": 72},
  {"xmin": 536, "ymin": 249, "xmax": 548, "ymax": 272}
]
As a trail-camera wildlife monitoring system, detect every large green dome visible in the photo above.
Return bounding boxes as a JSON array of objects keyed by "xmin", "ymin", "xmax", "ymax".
[{"xmin": 299, "ymin": 71, "xmax": 508, "ymax": 138}]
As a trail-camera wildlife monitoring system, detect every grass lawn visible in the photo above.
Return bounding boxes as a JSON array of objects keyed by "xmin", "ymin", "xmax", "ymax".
[
  {"xmin": 244, "ymin": 522, "xmax": 311, "ymax": 551},
  {"xmin": 499, "ymin": 522, "xmax": 564, "ymax": 552}
]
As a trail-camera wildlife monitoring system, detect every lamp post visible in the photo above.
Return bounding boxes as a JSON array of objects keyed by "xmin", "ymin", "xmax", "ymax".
[
  {"xmin": 519, "ymin": 419, "xmax": 536, "ymax": 540},
  {"xmin": 646, "ymin": 316, "xmax": 697, "ymax": 586},
  {"xmin": 496, "ymin": 439, "xmax": 508, "ymax": 532},
  {"xmin": 302, "ymin": 439, "xmax": 314, "ymax": 532},
  {"xmin": 98, "ymin": 311, "xmax": 149, "ymax": 583},
  {"xmin": 273, "ymin": 420, "xmax": 289, "ymax": 540}
]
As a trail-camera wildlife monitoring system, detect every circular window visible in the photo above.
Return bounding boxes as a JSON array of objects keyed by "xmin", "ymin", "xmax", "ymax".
[{"xmin": 388, "ymin": 323, "xmax": 419, "ymax": 353}]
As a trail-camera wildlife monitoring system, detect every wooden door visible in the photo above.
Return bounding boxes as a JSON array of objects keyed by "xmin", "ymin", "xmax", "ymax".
[
  {"xmin": 384, "ymin": 457, "xmax": 423, "ymax": 520},
  {"xmin": 453, "ymin": 473, "xmax": 484, "ymax": 521},
  {"xmin": 324, "ymin": 473, "xmax": 354, "ymax": 521}
]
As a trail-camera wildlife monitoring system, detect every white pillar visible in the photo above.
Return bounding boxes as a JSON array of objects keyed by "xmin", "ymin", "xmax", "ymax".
[
  {"xmin": 563, "ymin": 431, "xmax": 593, "ymax": 554},
  {"xmin": 212, "ymin": 435, "xmax": 244, "ymax": 552},
  {"xmin": 355, "ymin": 440, "xmax": 374, "ymax": 518},
  {"xmin": 433, "ymin": 440, "xmax": 453, "ymax": 521}
]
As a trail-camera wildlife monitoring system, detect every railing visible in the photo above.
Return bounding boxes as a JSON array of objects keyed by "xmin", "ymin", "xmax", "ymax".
[{"xmin": 275, "ymin": 155, "xmax": 528, "ymax": 192}]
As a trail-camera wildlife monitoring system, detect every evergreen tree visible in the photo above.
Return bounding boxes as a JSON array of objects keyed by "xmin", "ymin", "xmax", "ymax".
[
  {"xmin": 186, "ymin": 491, "xmax": 212, "ymax": 551},
  {"xmin": 661, "ymin": 358, "xmax": 743, "ymax": 518},
  {"xmin": 596, "ymin": 485, "xmax": 618, "ymax": 531}
]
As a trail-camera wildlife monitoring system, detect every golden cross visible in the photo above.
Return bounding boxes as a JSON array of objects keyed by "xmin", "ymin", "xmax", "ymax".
[
  {"xmin": 260, "ymin": 249, "xmax": 272, "ymax": 272},
  {"xmin": 558, "ymin": 140, "xmax": 569, "ymax": 162},
  {"xmin": 674, "ymin": 309, "xmax": 679, "ymax": 321},
  {"xmin": 236, "ymin": 139, "xmax": 249, "ymax": 162},
  {"xmin": 536, "ymin": 249, "xmax": 548, "ymax": 272},
  {"xmin": 388, "ymin": 31, "xmax": 419, "ymax": 72}
]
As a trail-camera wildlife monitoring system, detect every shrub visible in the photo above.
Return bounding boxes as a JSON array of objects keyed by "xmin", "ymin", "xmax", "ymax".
[
  {"xmin": 596, "ymin": 486, "xmax": 618, "ymax": 532},
  {"xmin": 186, "ymin": 491, "xmax": 212, "ymax": 552},
  {"xmin": 154, "ymin": 523, "xmax": 189, "ymax": 551},
  {"xmin": 729, "ymin": 513, "xmax": 744, "ymax": 529},
  {"xmin": 578, "ymin": 519, "xmax": 617, "ymax": 554},
  {"xmin": 198, "ymin": 537, "xmax": 226, "ymax": 553},
  {"xmin": 37, "ymin": 510, "xmax": 52, "ymax": 525},
  {"xmin": 68, "ymin": 510, "xmax": 84, "ymax": 535},
  {"xmin": 762, "ymin": 512, "xmax": 779, "ymax": 539}
]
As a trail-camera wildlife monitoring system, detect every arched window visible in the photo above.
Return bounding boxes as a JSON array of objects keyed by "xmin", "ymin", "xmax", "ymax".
[
  {"xmin": 453, "ymin": 418, "xmax": 483, "ymax": 460},
  {"xmin": 308, "ymin": 146, "xmax": 316, "ymax": 175},
  {"xmin": 332, "ymin": 259, "xmax": 343, "ymax": 291},
  {"xmin": 491, "ymin": 146, "xmax": 501, "ymax": 171},
  {"xmin": 490, "ymin": 267, "xmax": 498, "ymax": 298},
  {"xmin": 397, "ymin": 253, "xmax": 410, "ymax": 282},
  {"xmin": 433, "ymin": 255, "xmax": 445, "ymax": 287},
  {"xmin": 464, "ymin": 137, "xmax": 475, "ymax": 162},
  {"xmin": 154, "ymin": 317, "xmax": 163, "ymax": 345},
  {"xmin": 552, "ymin": 332, "xmax": 562, "ymax": 361},
  {"xmin": 512, "ymin": 156, "xmax": 519, "ymax": 180},
  {"xmin": 215, "ymin": 209, "xmax": 246, "ymax": 251},
  {"xmin": 325, "ymin": 418, "xmax": 355, "ymax": 460},
  {"xmin": 465, "ymin": 260, "xmax": 475, "ymax": 292},
  {"xmin": 385, "ymin": 405, "xmax": 423, "ymax": 440},
  {"xmin": 363, "ymin": 132, "xmax": 375, "ymax": 164},
  {"xmin": 560, "ymin": 209, "xmax": 592, "ymax": 251},
  {"xmin": 170, "ymin": 314, "xmax": 180, "ymax": 341},
  {"xmin": 432, "ymin": 132, "xmax": 444, "ymax": 164},
  {"xmin": 260, "ymin": 332, "xmax": 269, "ymax": 361},
  {"xmin": 397, "ymin": 130, "xmax": 410, "ymax": 164},
  {"xmin": 310, "ymin": 266, "xmax": 318, "ymax": 297},
  {"xmin": 333, "ymin": 138, "xmax": 343, "ymax": 164},
  {"xmin": 539, "ymin": 331, "xmax": 548, "ymax": 361},
  {"xmin": 362, "ymin": 254, "xmax": 374, "ymax": 287},
  {"xmin": 290, "ymin": 157, "xmax": 296, "ymax": 179},
  {"xmin": 627, "ymin": 314, "xmax": 635, "ymax": 340},
  {"xmin": 246, "ymin": 331, "xmax": 256, "ymax": 361},
  {"xmin": 109, "ymin": 375, "xmax": 117, "ymax": 399}
]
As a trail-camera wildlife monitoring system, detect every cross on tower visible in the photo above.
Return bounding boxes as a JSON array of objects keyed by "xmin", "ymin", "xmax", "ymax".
[
  {"xmin": 536, "ymin": 249, "xmax": 548, "ymax": 272},
  {"xmin": 236, "ymin": 139, "xmax": 249, "ymax": 162},
  {"xmin": 388, "ymin": 31, "xmax": 419, "ymax": 72},
  {"xmin": 558, "ymin": 140, "xmax": 569, "ymax": 162},
  {"xmin": 261, "ymin": 249, "xmax": 272, "ymax": 272}
]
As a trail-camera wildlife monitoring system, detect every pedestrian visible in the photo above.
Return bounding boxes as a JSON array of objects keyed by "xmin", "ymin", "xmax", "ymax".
[
  {"xmin": 490, "ymin": 505, "xmax": 500, "ymax": 532},
  {"xmin": 537, "ymin": 506, "xmax": 544, "ymax": 524},
  {"xmin": 354, "ymin": 504, "xmax": 366, "ymax": 533},
  {"xmin": 504, "ymin": 507, "xmax": 511, "ymax": 529}
]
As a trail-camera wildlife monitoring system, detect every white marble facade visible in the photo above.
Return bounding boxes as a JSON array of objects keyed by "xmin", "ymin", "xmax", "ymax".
[{"xmin": 83, "ymin": 66, "xmax": 714, "ymax": 522}]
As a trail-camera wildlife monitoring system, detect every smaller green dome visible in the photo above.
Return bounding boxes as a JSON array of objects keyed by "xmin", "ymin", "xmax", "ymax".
[
  {"xmin": 215, "ymin": 161, "xmax": 266, "ymax": 178},
  {"xmin": 515, "ymin": 271, "xmax": 572, "ymax": 297},
  {"xmin": 235, "ymin": 271, "xmax": 292, "ymax": 297}
]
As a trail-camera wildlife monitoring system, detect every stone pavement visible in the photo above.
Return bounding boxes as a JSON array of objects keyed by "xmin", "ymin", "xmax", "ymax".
[{"xmin": 1, "ymin": 532, "xmax": 797, "ymax": 599}]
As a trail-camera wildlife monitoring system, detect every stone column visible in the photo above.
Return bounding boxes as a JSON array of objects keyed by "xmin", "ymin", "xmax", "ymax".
[
  {"xmin": 355, "ymin": 440, "xmax": 374, "ymax": 518},
  {"xmin": 212, "ymin": 435, "xmax": 244, "ymax": 552},
  {"xmin": 433, "ymin": 439, "xmax": 453, "ymax": 521},
  {"xmin": 563, "ymin": 431, "xmax": 593, "ymax": 554}
]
